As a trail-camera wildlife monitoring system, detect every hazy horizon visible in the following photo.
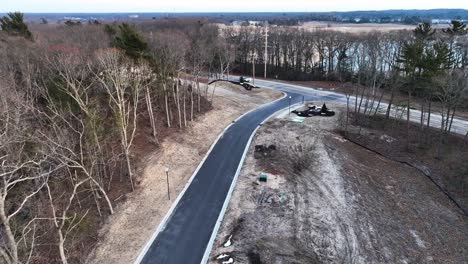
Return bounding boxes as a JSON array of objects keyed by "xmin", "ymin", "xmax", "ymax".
[{"xmin": 2, "ymin": 0, "xmax": 468, "ymax": 13}]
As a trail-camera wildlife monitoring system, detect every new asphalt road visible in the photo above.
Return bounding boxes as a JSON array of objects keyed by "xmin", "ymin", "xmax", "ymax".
[
  {"xmin": 136, "ymin": 79, "xmax": 468, "ymax": 264},
  {"xmin": 253, "ymin": 78, "xmax": 468, "ymax": 136}
]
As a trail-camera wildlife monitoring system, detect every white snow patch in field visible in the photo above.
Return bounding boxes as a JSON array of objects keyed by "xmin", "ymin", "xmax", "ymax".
[
  {"xmin": 222, "ymin": 258, "xmax": 234, "ymax": 264},
  {"xmin": 223, "ymin": 235, "xmax": 233, "ymax": 247},
  {"xmin": 410, "ymin": 230, "xmax": 426, "ymax": 248},
  {"xmin": 380, "ymin": 134, "xmax": 396, "ymax": 143}
]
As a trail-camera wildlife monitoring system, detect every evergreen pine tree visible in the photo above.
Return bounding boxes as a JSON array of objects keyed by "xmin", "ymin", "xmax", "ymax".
[{"xmin": 0, "ymin": 12, "xmax": 33, "ymax": 40}]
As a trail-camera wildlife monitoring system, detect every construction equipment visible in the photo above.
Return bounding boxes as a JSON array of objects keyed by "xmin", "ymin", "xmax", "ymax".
[{"xmin": 292, "ymin": 103, "xmax": 335, "ymax": 117}]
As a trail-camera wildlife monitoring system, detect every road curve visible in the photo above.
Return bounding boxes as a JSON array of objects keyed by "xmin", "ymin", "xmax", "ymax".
[
  {"xmin": 136, "ymin": 78, "xmax": 468, "ymax": 264},
  {"xmin": 251, "ymin": 78, "xmax": 468, "ymax": 136},
  {"xmin": 136, "ymin": 90, "xmax": 305, "ymax": 264}
]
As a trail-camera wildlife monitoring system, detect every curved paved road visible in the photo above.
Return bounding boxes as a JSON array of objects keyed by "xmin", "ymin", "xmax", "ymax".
[
  {"xmin": 136, "ymin": 79, "xmax": 468, "ymax": 264},
  {"xmin": 137, "ymin": 90, "xmax": 308, "ymax": 264},
  {"xmin": 253, "ymin": 78, "xmax": 468, "ymax": 136}
]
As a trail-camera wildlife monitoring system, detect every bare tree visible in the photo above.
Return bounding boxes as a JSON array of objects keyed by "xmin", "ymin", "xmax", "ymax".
[
  {"xmin": 149, "ymin": 30, "xmax": 189, "ymax": 127},
  {"xmin": 0, "ymin": 81, "xmax": 51, "ymax": 264},
  {"xmin": 94, "ymin": 49, "xmax": 142, "ymax": 191},
  {"xmin": 45, "ymin": 179, "xmax": 88, "ymax": 264}
]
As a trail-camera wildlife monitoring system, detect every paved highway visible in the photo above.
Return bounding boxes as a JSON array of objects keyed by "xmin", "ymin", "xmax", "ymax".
[{"xmin": 136, "ymin": 78, "xmax": 468, "ymax": 264}]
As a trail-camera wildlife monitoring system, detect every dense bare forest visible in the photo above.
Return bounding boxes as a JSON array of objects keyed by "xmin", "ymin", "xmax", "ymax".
[
  {"xmin": 229, "ymin": 22, "xmax": 468, "ymax": 139},
  {"xmin": 0, "ymin": 11, "xmax": 467, "ymax": 263},
  {"xmin": 0, "ymin": 13, "xmax": 233, "ymax": 263}
]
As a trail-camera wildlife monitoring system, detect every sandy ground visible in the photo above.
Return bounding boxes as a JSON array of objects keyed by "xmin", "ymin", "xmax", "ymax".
[
  {"xmin": 86, "ymin": 83, "xmax": 282, "ymax": 264},
  {"xmin": 209, "ymin": 104, "xmax": 467, "ymax": 263}
]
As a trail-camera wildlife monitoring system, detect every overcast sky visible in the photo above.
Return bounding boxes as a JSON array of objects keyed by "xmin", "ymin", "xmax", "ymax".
[{"xmin": 2, "ymin": 0, "xmax": 468, "ymax": 13}]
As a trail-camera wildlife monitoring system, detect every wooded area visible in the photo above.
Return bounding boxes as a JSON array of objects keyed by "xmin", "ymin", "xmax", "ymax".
[
  {"xmin": 0, "ymin": 12, "xmax": 467, "ymax": 263},
  {"xmin": 0, "ymin": 13, "xmax": 233, "ymax": 263},
  {"xmin": 228, "ymin": 21, "xmax": 468, "ymax": 148}
]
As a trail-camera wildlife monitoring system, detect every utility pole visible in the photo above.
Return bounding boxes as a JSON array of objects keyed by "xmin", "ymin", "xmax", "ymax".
[
  {"xmin": 252, "ymin": 52, "xmax": 256, "ymax": 86},
  {"xmin": 264, "ymin": 21, "xmax": 268, "ymax": 79}
]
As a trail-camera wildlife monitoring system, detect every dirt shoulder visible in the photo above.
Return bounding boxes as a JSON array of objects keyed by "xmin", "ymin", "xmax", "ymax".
[
  {"xmin": 87, "ymin": 84, "xmax": 283, "ymax": 264},
  {"xmin": 209, "ymin": 104, "xmax": 467, "ymax": 263}
]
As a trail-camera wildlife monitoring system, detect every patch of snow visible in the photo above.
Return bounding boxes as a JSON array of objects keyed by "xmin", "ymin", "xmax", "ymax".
[
  {"xmin": 409, "ymin": 230, "xmax": 426, "ymax": 248},
  {"xmin": 222, "ymin": 258, "xmax": 234, "ymax": 264},
  {"xmin": 333, "ymin": 136, "xmax": 347, "ymax": 143},
  {"xmin": 223, "ymin": 235, "xmax": 233, "ymax": 247},
  {"xmin": 379, "ymin": 134, "xmax": 396, "ymax": 143},
  {"xmin": 216, "ymin": 254, "xmax": 230, "ymax": 260}
]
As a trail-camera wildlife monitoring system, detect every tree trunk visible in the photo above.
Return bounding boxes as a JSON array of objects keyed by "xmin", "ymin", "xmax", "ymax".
[
  {"xmin": 197, "ymin": 78, "xmax": 201, "ymax": 113},
  {"xmin": 211, "ymin": 82, "xmax": 217, "ymax": 103},
  {"xmin": 444, "ymin": 106, "xmax": 451, "ymax": 133},
  {"xmin": 124, "ymin": 148, "xmax": 134, "ymax": 192},
  {"xmin": 385, "ymin": 86, "xmax": 395, "ymax": 120},
  {"xmin": 373, "ymin": 89, "xmax": 385, "ymax": 116},
  {"xmin": 406, "ymin": 91, "xmax": 411, "ymax": 151},
  {"xmin": 426, "ymin": 100, "xmax": 432, "ymax": 129},
  {"xmin": 89, "ymin": 178, "xmax": 114, "ymax": 214},
  {"xmin": 174, "ymin": 77, "xmax": 182, "ymax": 128},
  {"xmin": 346, "ymin": 95, "xmax": 350, "ymax": 134},
  {"xmin": 354, "ymin": 86, "xmax": 359, "ymax": 114},
  {"xmin": 190, "ymin": 83, "xmax": 194, "ymax": 122},
  {"xmin": 183, "ymin": 81, "xmax": 187, "ymax": 127},
  {"xmin": 356, "ymin": 86, "xmax": 366, "ymax": 123},
  {"xmin": 420, "ymin": 101, "xmax": 425, "ymax": 131},
  {"xmin": 448, "ymin": 106, "xmax": 457, "ymax": 134},
  {"xmin": 145, "ymin": 86, "xmax": 158, "ymax": 144},
  {"xmin": 58, "ymin": 231, "xmax": 68, "ymax": 264},
  {"xmin": 163, "ymin": 82, "xmax": 171, "ymax": 128},
  {"xmin": 0, "ymin": 200, "xmax": 18, "ymax": 264},
  {"xmin": 437, "ymin": 104, "xmax": 446, "ymax": 159}
]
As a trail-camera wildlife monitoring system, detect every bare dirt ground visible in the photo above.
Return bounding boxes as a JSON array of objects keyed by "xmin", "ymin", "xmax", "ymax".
[
  {"xmin": 209, "ymin": 104, "xmax": 467, "ymax": 264},
  {"xmin": 86, "ymin": 83, "xmax": 282, "ymax": 264}
]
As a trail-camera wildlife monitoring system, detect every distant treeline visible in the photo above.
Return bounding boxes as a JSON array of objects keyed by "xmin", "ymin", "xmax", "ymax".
[{"xmin": 14, "ymin": 9, "xmax": 468, "ymax": 25}]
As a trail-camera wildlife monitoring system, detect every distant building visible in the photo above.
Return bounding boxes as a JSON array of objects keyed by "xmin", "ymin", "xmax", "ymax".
[
  {"xmin": 231, "ymin": 20, "xmax": 262, "ymax": 26},
  {"xmin": 231, "ymin": 20, "xmax": 244, "ymax": 26},
  {"xmin": 431, "ymin": 19, "xmax": 452, "ymax": 24},
  {"xmin": 248, "ymin": 21, "xmax": 262, "ymax": 26}
]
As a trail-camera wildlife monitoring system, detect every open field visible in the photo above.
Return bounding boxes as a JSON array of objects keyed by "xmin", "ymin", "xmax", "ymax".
[
  {"xmin": 298, "ymin": 21, "xmax": 417, "ymax": 32},
  {"xmin": 220, "ymin": 21, "xmax": 446, "ymax": 33},
  {"xmin": 209, "ymin": 104, "xmax": 467, "ymax": 263},
  {"xmin": 87, "ymin": 83, "xmax": 283, "ymax": 264}
]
